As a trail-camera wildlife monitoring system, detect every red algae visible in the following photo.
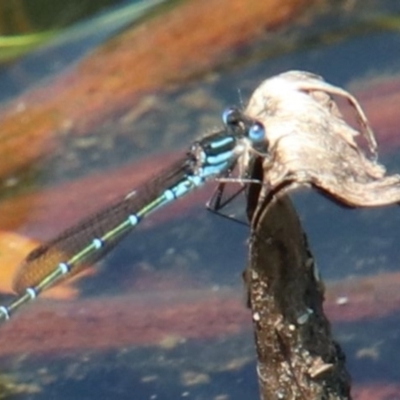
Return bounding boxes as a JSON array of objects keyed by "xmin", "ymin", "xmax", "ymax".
[
  {"xmin": 0, "ymin": 289, "xmax": 250, "ymax": 356},
  {"xmin": 325, "ymin": 272, "xmax": 400, "ymax": 323},
  {"xmin": 353, "ymin": 384, "xmax": 400, "ymax": 400},
  {"xmin": 1, "ymin": 271, "xmax": 400, "ymax": 356},
  {"xmin": 0, "ymin": 153, "xmax": 180, "ymax": 235}
]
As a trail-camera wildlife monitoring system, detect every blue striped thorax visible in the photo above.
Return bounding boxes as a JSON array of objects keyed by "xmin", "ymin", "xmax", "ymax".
[
  {"xmin": 190, "ymin": 129, "xmax": 237, "ymax": 180},
  {"xmin": 190, "ymin": 108, "xmax": 267, "ymax": 181}
]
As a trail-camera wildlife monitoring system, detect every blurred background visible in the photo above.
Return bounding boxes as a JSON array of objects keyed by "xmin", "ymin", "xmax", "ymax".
[{"xmin": 0, "ymin": 1, "xmax": 400, "ymax": 399}]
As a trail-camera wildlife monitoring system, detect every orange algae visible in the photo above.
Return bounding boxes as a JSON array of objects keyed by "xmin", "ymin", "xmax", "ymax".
[
  {"xmin": 0, "ymin": 230, "xmax": 93, "ymax": 300},
  {"xmin": 0, "ymin": 0, "xmax": 315, "ymax": 179},
  {"xmin": 0, "ymin": 231, "xmax": 38, "ymax": 294}
]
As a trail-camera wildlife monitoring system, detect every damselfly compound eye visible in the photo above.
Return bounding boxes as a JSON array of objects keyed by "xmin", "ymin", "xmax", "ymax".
[
  {"xmin": 248, "ymin": 121, "xmax": 266, "ymax": 144},
  {"xmin": 222, "ymin": 106, "xmax": 242, "ymax": 128}
]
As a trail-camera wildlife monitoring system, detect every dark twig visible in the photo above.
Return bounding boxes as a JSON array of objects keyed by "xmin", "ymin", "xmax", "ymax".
[{"xmin": 245, "ymin": 159, "xmax": 351, "ymax": 400}]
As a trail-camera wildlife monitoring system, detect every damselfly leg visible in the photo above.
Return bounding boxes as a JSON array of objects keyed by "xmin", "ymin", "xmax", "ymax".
[{"xmin": 206, "ymin": 172, "xmax": 263, "ymax": 225}]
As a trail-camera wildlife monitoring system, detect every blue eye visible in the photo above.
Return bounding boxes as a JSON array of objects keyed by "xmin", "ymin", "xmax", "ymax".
[{"xmin": 248, "ymin": 121, "xmax": 265, "ymax": 143}]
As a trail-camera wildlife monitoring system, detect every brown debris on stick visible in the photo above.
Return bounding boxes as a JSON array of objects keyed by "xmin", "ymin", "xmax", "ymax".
[{"xmin": 245, "ymin": 71, "xmax": 400, "ymax": 207}]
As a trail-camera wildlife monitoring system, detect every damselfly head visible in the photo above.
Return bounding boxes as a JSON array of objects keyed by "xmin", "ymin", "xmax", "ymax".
[{"xmin": 222, "ymin": 107, "xmax": 267, "ymax": 152}]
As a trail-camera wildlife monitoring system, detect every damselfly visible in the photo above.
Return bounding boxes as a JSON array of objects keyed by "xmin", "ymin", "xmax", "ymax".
[{"xmin": 0, "ymin": 107, "xmax": 267, "ymax": 322}]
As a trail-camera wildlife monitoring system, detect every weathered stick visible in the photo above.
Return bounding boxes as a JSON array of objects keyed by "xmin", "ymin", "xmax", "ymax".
[{"xmin": 245, "ymin": 159, "xmax": 351, "ymax": 400}]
